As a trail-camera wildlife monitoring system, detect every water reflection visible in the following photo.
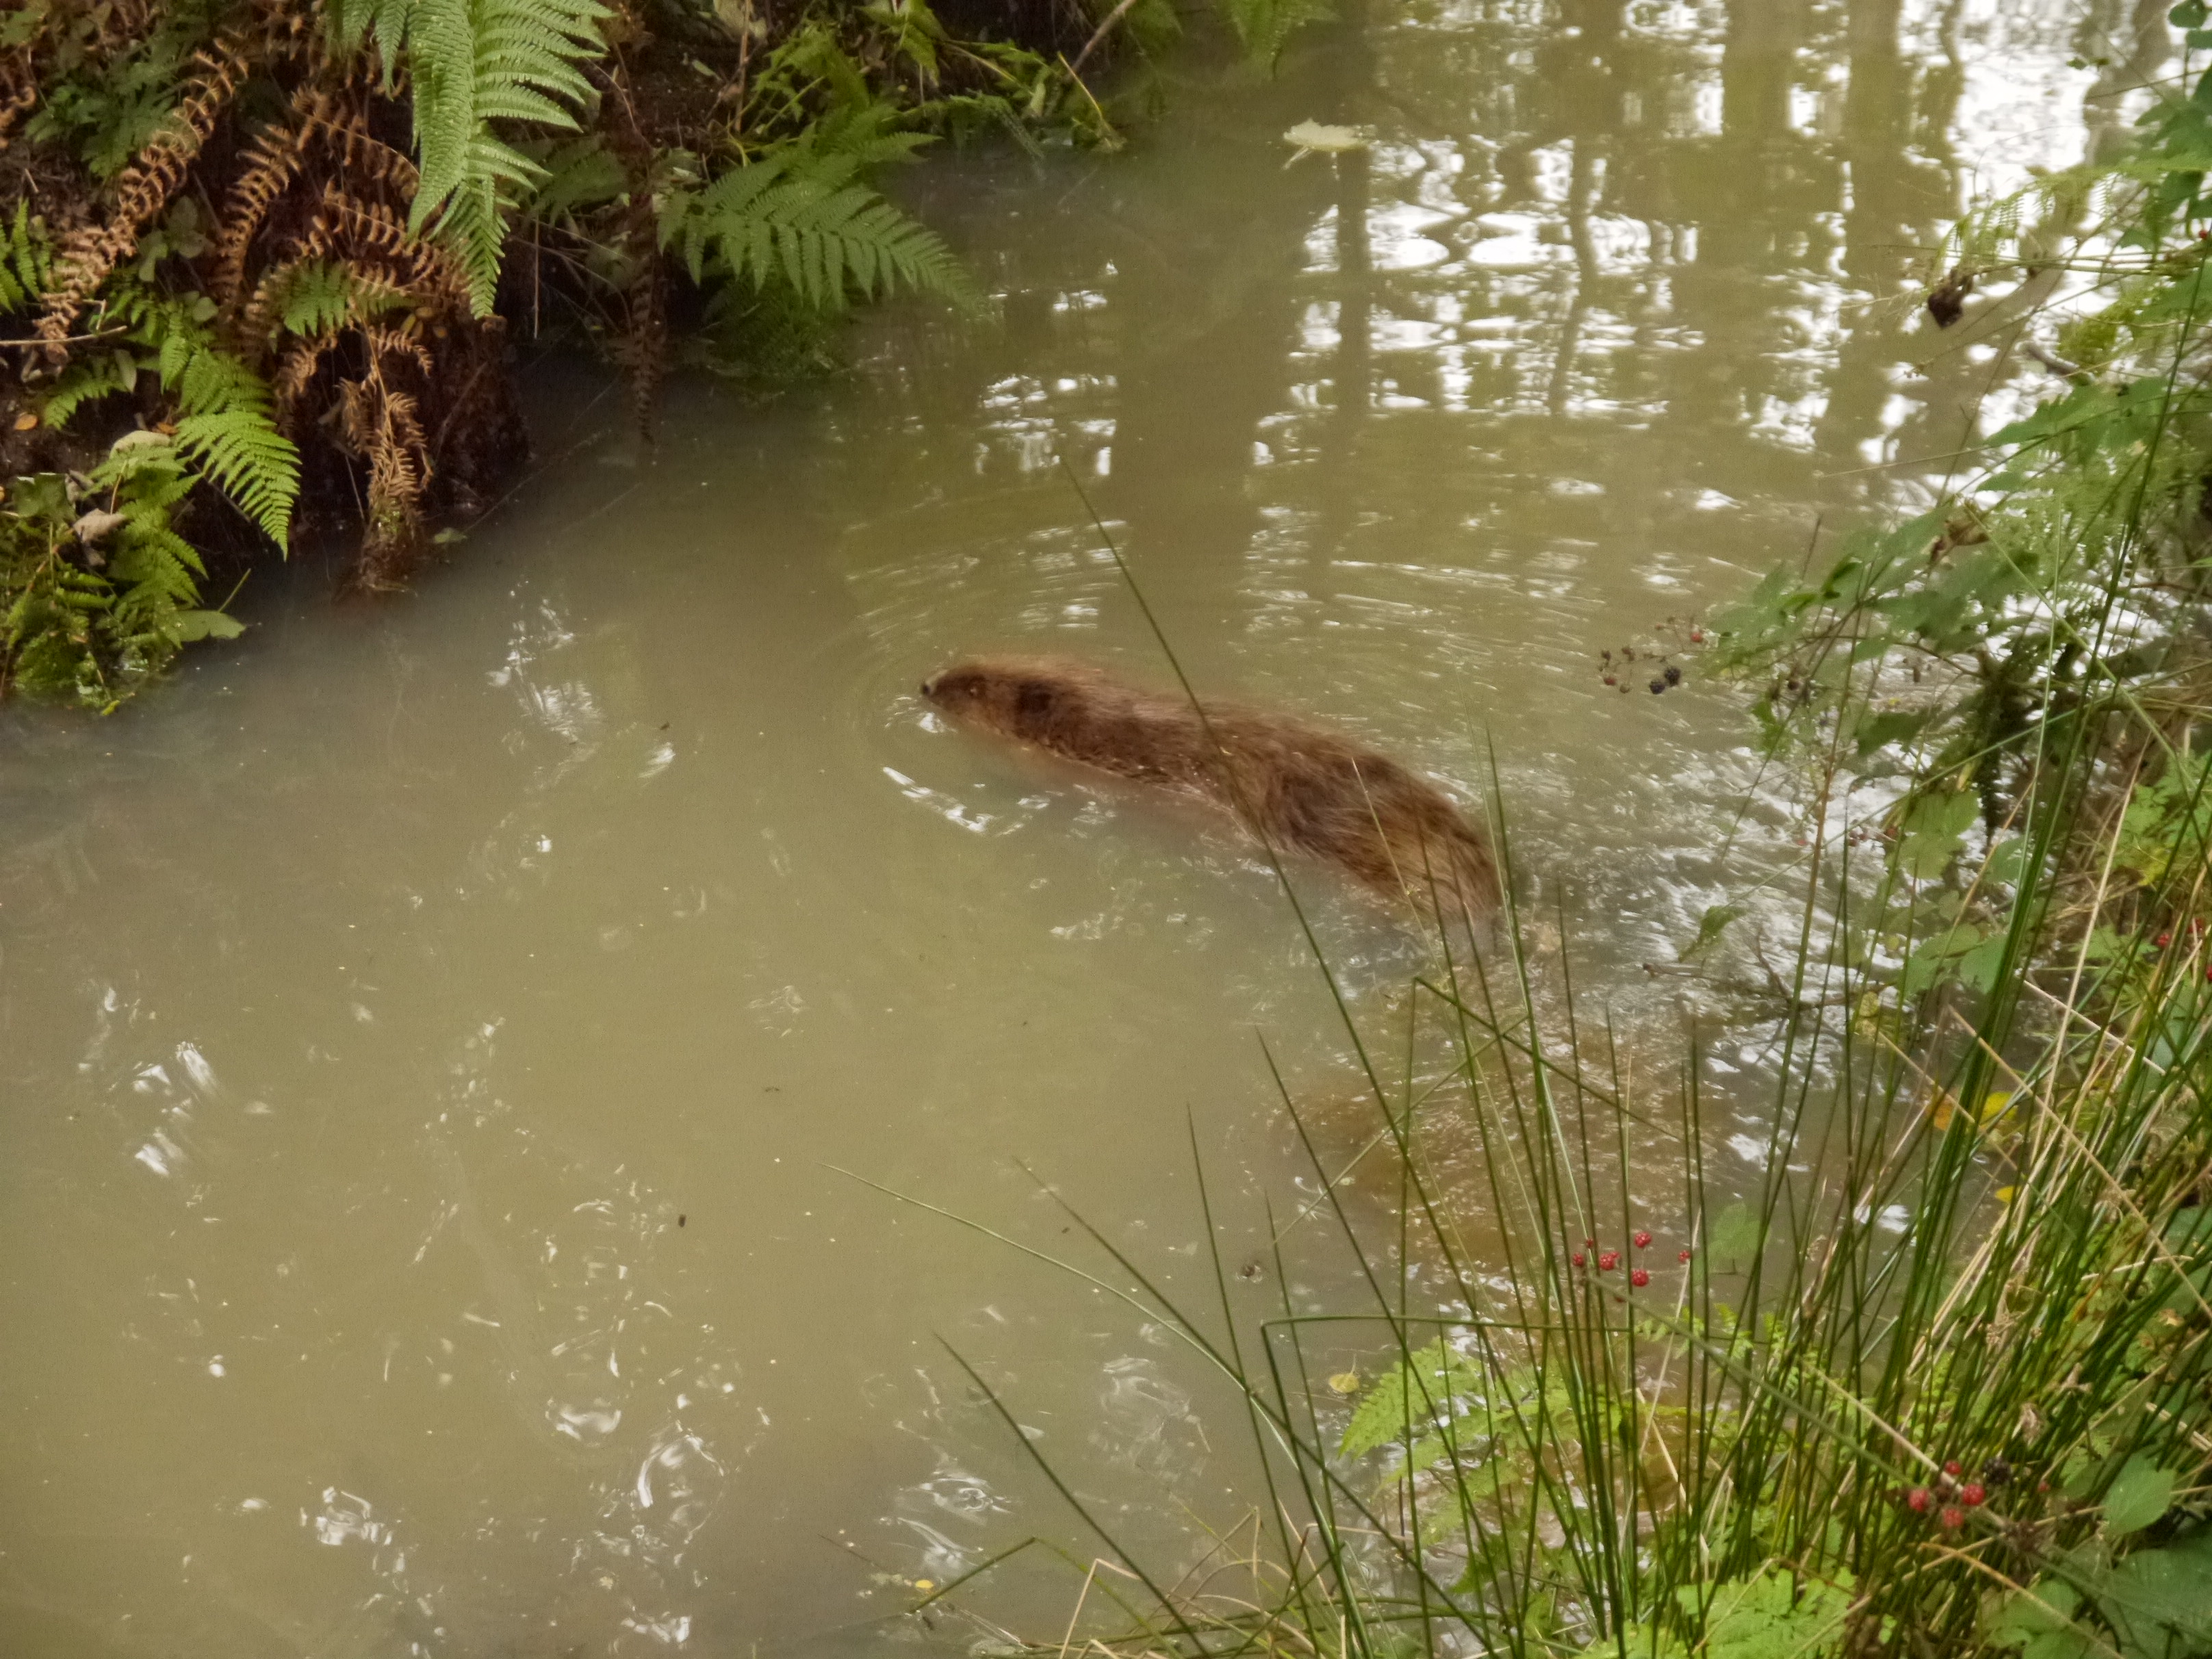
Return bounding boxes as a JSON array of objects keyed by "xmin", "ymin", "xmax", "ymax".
[{"xmin": 0, "ymin": 2, "xmax": 2176, "ymax": 1655}]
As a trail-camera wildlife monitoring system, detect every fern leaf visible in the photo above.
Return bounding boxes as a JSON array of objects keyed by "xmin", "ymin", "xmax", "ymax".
[
  {"xmin": 663, "ymin": 113, "xmax": 974, "ymax": 314},
  {"xmin": 395, "ymin": 0, "xmax": 613, "ymax": 314},
  {"xmin": 1221, "ymin": 0, "xmax": 1333, "ymax": 68},
  {"xmin": 0, "ymin": 202, "xmax": 52, "ymax": 314},
  {"xmin": 42, "ymin": 351, "xmax": 140, "ymax": 430},
  {"xmin": 244, "ymin": 257, "xmax": 413, "ymax": 349},
  {"xmin": 276, "ymin": 260, "xmax": 360, "ymax": 337},
  {"xmin": 174, "ymin": 409, "xmax": 300, "ymax": 545},
  {"xmin": 107, "ymin": 525, "xmax": 207, "ymax": 620},
  {"xmin": 146, "ymin": 327, "xmax": 300, "ymax": 545},
  {"xmin": 519, "ymin": 135, "xmax": 628, "ymax": 224}
]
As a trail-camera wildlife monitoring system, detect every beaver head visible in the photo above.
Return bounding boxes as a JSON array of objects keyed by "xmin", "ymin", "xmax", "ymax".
[{"xmin": 922, "ymin": 660, "xmax": 1066, "ymax": 739}]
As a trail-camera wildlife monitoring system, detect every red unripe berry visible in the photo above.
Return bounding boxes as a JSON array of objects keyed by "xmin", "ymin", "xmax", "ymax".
[
  {"xmin": 1943, "ymin": 1461, "xmax": 1962, "ymax": 1477},
  {"xmin": 1634, "ymin": 1231, "xmax": 1653, "ymax": 1249},
  {"xmin": 1679, "ymin": 1248, "xmax": 1693, "ymax": 1262},
  {"xmin": 2157, "ymin": 933, "xmax": 2172, "ymax": 948},
  {"xmin": 1940, "ymin": 1506, "xmax": 1965, "ymax": 1530},
  {"xmin": 1690, "ymin": 630, "xmax": 1705, "ymax": 643},
  {"xmin": 1597, "ymin": 1250, "xmax": 1620, "ymax": 1272},
  {"xmin": 1572, "ymin": 1252, "xmax": 1586, "ymax": 1268},
  {"xmin": 1961, "ymin": 1483, "xmax": 1986, "ymax": 1506},
  {"xmin": 1906, "ymin": 1488, "xmax": 1931, "ymax": 1512},
  {"xmin": 1631, "ymin": 1268, "xmax": 1650, "ymax": 1287}
]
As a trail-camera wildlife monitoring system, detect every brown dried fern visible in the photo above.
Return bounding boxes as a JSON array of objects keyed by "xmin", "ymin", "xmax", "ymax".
[
  {"xmin": 211, "ymin": 114, "xmax": 315, "ymax": 311},
  {"xmin": 295, "ymin": 183, "xmax": 468, "ymax": 311},
  {"xmin": 340, "ymin": 346, "xmax": 434, "ymax": 590},
  {"xmin": 35, "ymin": 27, "xmax": 254, "ymax": 354}
]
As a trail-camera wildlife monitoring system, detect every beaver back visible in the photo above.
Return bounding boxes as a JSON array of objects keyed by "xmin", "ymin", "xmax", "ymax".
[{"xmin": 922, "ymin": 657, "xmax": 1497, "ymax": 918}]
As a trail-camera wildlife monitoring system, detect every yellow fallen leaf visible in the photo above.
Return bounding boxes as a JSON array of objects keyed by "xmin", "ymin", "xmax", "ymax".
[
  {"xmin": 12, "ymin": 411, "xmax": 37, "ymax": 431},
  {"xmin": 1328, "ymin": 1371, "xmax": 1361, "ymax": 1395},
  {"xmin": 1996, "ymin": 1186, "xmax": 2017, "ymax": 1203},
  {"xmin": 913, "ymin": 1579, "xmax": 935, "ymax": 1593},
  {"xmin": 1930, "ymin": 1092, "xmax": 1957, "ymax": 1132}
]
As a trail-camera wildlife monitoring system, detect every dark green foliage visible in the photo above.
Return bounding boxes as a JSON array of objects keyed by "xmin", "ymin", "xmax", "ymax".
[
  {"xmin": 2, "ymin": 433, "xmax": 241, "ymax": 706},
  {"xmin": 1221, "ymin": 0, "xmax": 1334, "ymax": 70},
  {"xmin": 17, "ymin": 0, "xmax": 227, "ymax": 179},
  {"xmin": 0, "ymin": 203, "xmax": 52, "ymax": 312},
  {"xmin": 660, "ymin": 103, "xmax": 976, "ymax": 312}
]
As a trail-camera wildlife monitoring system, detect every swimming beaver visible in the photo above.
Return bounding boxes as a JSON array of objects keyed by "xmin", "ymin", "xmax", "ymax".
[{"xmin": 921, "ymin": 656, "xmax": 1499, "ymax": 920}]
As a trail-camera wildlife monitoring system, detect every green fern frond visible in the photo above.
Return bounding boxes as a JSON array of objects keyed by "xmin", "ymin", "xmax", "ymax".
[
  {"xmin": 172, "ymin": 409, "xmax": 300, "ymax": 545},
  {"xmin": 327, "ymin": 0, "xmax": 415, "ymax": 52},
  {"xmin": 370, "ymin": 0, "xmax": 613, "ymax": 315},
  {"xmin": 1220, "ymin": 0, "xmax": 1333, "ymax": 69},
  {"xmin": 663, "ymin": 108, "xmax": 973, "ymax": 313},
  {"xmin": 42, "ymin": 352, "xmax": 139, "ymax": 430},
  {"xmin": 151, "ymin": 327, "xmax": 300, "ymax": 545},
  {"xmin": 0, "ymin": 203, "xmax": 52, "ymax": 316},
  {"xmin": 519, "ymin": 134, "xmax": 628, "ymax": 225},
  {"xmin": 107, "ymin": 525, "xmax": 207, "ymax": 623},
  {"xmin": 261, "ymin": 258, "xmax": 410, "ymax": 339}
]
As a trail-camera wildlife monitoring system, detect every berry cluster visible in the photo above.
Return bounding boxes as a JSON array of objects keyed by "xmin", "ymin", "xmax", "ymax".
[
  {"xmin": 1569, "ymin": 1231, "xmax": 1675, "ymax": 1289},
  {"xmin": 1901, "ymin": 1456, "xmax": 2013, "ymax": 1529}
]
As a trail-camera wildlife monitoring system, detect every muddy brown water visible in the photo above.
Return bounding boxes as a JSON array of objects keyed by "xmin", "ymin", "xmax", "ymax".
[{"xmin": 0, "ymin": 3, "xmax": 2163, "ymax": 1654}]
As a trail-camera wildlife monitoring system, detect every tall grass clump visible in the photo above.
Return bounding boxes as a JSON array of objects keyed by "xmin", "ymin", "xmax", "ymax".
[{"xmin": 897, "ymin": 41, "xmax": 2212, "ymax": 1659}]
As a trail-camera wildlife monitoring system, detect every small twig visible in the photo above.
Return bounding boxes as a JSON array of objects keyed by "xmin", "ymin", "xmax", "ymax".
[
  {"xmin": 2022, "ymin": 338, "xmax": 2087, "ymax": 378},
  {"xmin": 0, "ymin": 326, "xmax": 127, "ymax": 348},
  {"xmin": 1070, "ymin": 0, "xmax": 1142, "ymax": 75}
]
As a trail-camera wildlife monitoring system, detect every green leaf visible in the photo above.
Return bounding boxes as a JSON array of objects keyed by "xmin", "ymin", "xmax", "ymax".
[
  {"xmin": 1898, "ymin": 786, "xmax": 1980, "ymax": 880},
  {"xmin": 1680, "ymin": 903, "xmax": 1747, "ymax": 963},
  {"xmin": 1853, "ymin": 708, "xmax": 1935, "ymax": 759},
  {"xmin": 1990, "ymin": 1580, "xmax": 2092, "ymax": 1659},
  {"xmin": 2100, "ymin": 1530, "xmax": 2212, "ymax": 1654},
  {"xmin": 159, "ymin": 609, "xmax": 245, "ymax": 643},
  {"xmin": 2105, "ymin": 1456, "xmax": 2178, "ymax": 1536},
  {"xmin": 1707, "ymin": 1202, "xmax": 1763, "ymax": 1269}
]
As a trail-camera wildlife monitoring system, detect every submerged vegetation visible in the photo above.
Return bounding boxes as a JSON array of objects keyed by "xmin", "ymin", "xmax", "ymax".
[
  {"xmin": 0, "ymin": 0, "xmax": 1330, "ymax": 707},
  {"xmin": 912, "ymin": 29, "xmax": 2212, "ymax": 1659}
]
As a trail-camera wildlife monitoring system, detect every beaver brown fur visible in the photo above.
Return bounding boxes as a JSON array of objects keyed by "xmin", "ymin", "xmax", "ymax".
[{"xmin": 921, "ymin": 656, "xmax": 1499, "ymax": 920}]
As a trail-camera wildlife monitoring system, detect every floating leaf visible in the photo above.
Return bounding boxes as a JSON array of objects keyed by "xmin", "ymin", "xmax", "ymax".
[
  {"xmin": 1680, "ymin": 903, "xmax": 1747, "ymax": 963},
  {"xmin": 1283, "ymin": 120, "xmax": 1367, "ymax": 155}
]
